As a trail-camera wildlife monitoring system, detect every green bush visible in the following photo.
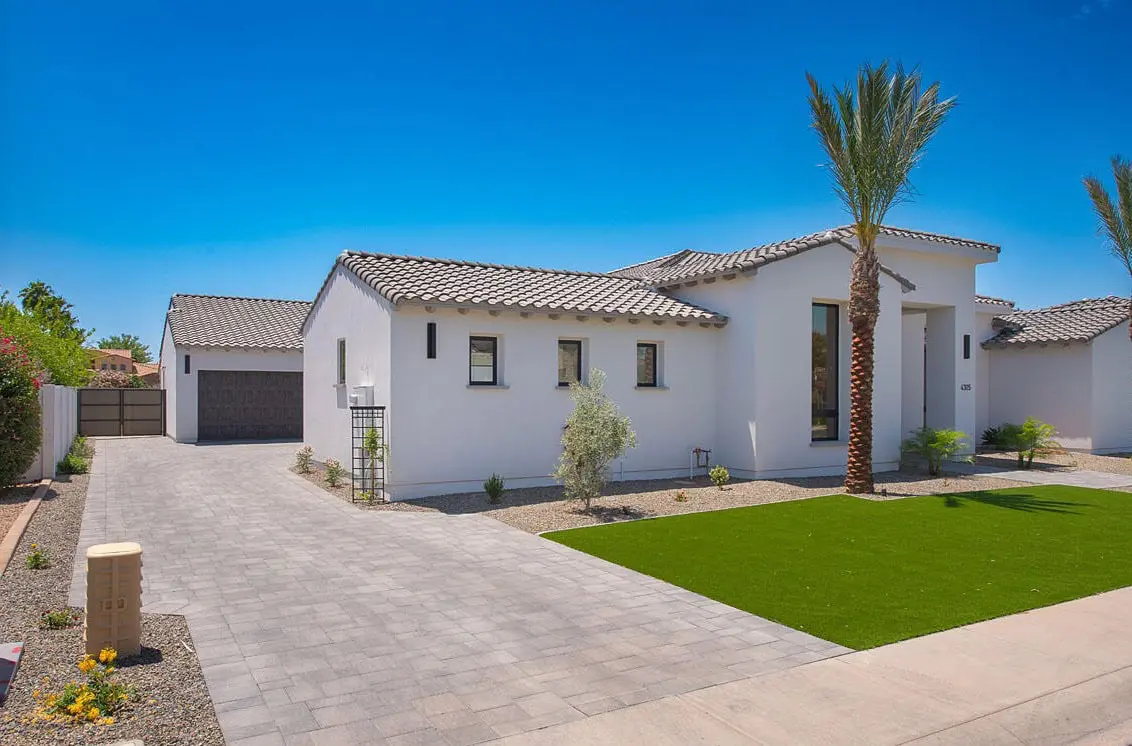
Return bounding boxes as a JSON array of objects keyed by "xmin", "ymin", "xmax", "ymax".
[
  {"xmin": 70, "ymin": 435, "xmax": 94, "ymax": 460},
  {"xmin": 324, "ymin": 458, "xmax": 344, "ymax": 487},
  {"xmin": 709, "ymin": 465, "xmax": 730, "ymax": 489},
  {"xmin": 295, "ymin": 446, "xmax": 313, "ymax": 474},
  {"xmin": 901, "ymin": 427, "xmax": 971, "ymax": 476},
  {"xmin": 57, "ymin": 452, "xmax": 90, "ymax": 474},
  {"xmin": 0, "ymin": 333, "xmax": 43, "ymax": 487},
  {"xmin": 484, "ymin": 473, "xmax": 505, "ymax": 504},
  {"xmin": 1014, "ymin": 417, "xmax": 1060, "ymax": 469},
  {"xmin": 0, "ymin": 302, "xmax": 92, "ymax": 387}
]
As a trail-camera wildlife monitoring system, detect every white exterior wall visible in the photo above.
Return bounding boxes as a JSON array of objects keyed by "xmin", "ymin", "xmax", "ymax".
[
  {"xmin": 19, "ymin": 385, "xmax": 78, "ymax": 481},
  {"xmin": 170, "ymin": 346, "xmax": 303, "ymax": 443},
  {"xmin": 302, "ymin": 267, "xmax": 393, "ymax": 470},
  {"xmin": 901, "ymin": 312, "xmax": 926, "ymax": 438},
  {"xmin": 1090, "ymin": 322, "xmax": 1132, "ymax": 453},
  {"xmin": 677, "ymin": 245, "xmax": 903, "ymax": 479},
  {"xmin": 385, "ymin": 307, "xmax": 719, "ymax": 499},
  {"xmin": 987, "ymin": 345, "xmax": 1094, "ymax": 450},
  {"xmin": 159, "ymin": 322, "xmax": 177, "ymax": 439},
  {"xmin": 973, "ymin": 308, "xmax": 1002, "ymax": 439}
]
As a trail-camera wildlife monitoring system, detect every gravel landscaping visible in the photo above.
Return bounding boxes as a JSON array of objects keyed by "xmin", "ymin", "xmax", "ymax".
[
  {"xmin": 0, "ymin": 474, "xmax": 223, "ymax": 746},
  {"xmin": 297, "ymin": 462, "xmax": 1024, "ymax": 533},
  {"xmin": 977, "ymin": 450, "xmax": 1132, "ymax": 476},
  {"xmin": 290, "ymin": 464, "xmax": 432, "ymax": 512},
  {"xmin": 0, "ymin": 484, "xmax": 38, "ymax": 549}
]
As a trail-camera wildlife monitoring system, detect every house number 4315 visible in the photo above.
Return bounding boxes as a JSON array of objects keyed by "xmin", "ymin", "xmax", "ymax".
[{"xmin": 959, "ymin": 383, "xmax": 972, "ymax": 391}]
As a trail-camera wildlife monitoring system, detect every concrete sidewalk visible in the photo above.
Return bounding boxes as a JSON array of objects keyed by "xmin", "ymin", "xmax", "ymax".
[
  {"xmin": 492, "ymin": 586, "xmax": 1132, "ymax": 745},
  {"xmin": 951, "ymin": 463, "xmax": 1132, "ymax": 490}
]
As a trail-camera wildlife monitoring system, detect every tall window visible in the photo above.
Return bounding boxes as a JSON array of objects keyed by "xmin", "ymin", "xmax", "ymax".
[
  {"xmin": 337, "ymin": 338, "xmax": 346, "ymax": 385},
  {"xmin": 812, "ymin": 303, "xmax": 839, "ymax": 441},
  {"xmin": 636, "ymin": 343, "xmax": 658, "ymax": 387},
  {"xmin": 558, "ymin": 340, "xmax": 582, "ymax": 387},
  {"xmin": 469, "ymin": 336, "xmax": 498, "ymax": 385}
]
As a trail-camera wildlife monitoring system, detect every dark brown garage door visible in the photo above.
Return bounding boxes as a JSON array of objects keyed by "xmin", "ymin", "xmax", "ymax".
[{"xmin": 197, "ymin": 371, "xmax": 303, "ymax": 441}]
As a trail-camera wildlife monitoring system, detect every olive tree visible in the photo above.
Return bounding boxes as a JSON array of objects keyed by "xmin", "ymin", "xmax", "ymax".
[{"xmin": 552, "ymin": 369, "xmax": 636, "ymax": 511}]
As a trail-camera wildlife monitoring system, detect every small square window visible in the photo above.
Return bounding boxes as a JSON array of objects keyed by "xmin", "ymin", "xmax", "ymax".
[
  {"xmin": 337, "ymin": 339, "xmax": 346, "ymax": 385},
  {"xmin": 558, "ymin": 340, "xmax": 582, "ymax": 386},
  {"xmin": 469, "ymin": 336, "xmax": 498, "ymax": 385},
  {"xmin": 636, "ymin": 343, "xmax": 658, "ymax": 387},
  {"xmin": 101, "ymin": 363, "xmax": 108, "ymax": 370}
]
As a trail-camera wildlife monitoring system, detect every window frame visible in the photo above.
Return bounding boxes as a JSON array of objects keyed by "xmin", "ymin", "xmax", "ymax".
[
  {"xmin": 811, "ymin": 302, "xmax": 839, "ymax": 442},
  {"xmin": 469, "ymin": 336, "xmax": 498, "ymax": 386},
  {"xmin": 636, "ymin": 342, "xmax": 658, "ymax": 388},
  {"xmin": 557, "ymin": 340, "xmax": 583, "ymax": 387},
  {"xmin": 426, "ymin": 322, "xmax": 437, "ymax": 359},
  {"xmin": 184, "ymin": 354, "xmax": 191, "ymax": 375},
  {"xmin": 336, "ymin": 338, "xmax": 347, "ymax": 385}
]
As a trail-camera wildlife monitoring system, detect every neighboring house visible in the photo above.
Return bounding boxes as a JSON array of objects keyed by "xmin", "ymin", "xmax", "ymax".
[
  {"xmin": 90, "ymin": 348, "xmax": 134, "ymax": 372},
  {"xmin": 159, "ymin": 294, "xmax": 312, "ymax": 442},
  {"xmin": 303, "ymin": 225, "xmax": 1000, "ymax": 500},
  {"xmin": 133, "ymin": 362, "xmax": 161, "ymax": 387},
  {"xmin": 977, "ymin": 296, "xmax": 1131, "ymax": 453}
]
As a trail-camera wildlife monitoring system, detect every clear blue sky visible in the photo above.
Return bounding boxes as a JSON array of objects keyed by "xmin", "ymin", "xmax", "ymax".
[{"xmin": 2, "ymin": 0, "xmax": 1128, "ymax": 355}]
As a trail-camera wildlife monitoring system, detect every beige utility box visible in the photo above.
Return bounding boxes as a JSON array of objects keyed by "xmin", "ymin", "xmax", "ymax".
[{"xmin": 84, "ymin": 542, "xmax": 143, "ymax": 658}]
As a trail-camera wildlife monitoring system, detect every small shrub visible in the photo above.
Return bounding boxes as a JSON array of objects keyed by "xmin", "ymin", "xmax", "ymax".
[
  {"xmin": 1014, "ymin": 417, "xmax": 1060, "ymax": 469},
  {"xmin": 39, "ymin": 609, "xmax": 81, "ymax": 630},
  {"xmin": 709, "ymin": 465, "xmax": 730, "ymax": 489},
  {"xmin": 87, "ymin": 370, "xmax": 144, "ymax": 389},
  {"xmin": 901, "ymin": 427, "xmax": 971, "ymax": 476},
  {"xmin": 70, "ymin": 435, "xmax": 94, "ymax": 460},
  {"xmin": 483, "ymin": 473, "xmax": 505, "ymax": 504},
  {"xmin": 57, "ymin": 452, "xmax": 90, "ymax": 474},
  {"xmin": 34, "ymin": 647, "xmax": 131, "ymax": 725},
  {"xmin": 324, "ymin": 458, "xmax": 344, "ymax": 487},
  {"xmin": 674, "ymin": 489, "xmax": 688, "ymax": 502},
  {"xmin": 981, "ymin": 425, "xmax": 1004, "ymax": 448},
  {"xmin": 26, "ymin": 543, "xmax": 49, "ymax": 569},
  {"xmin": 295, "ymin": 446, "xmax": 313, "ymax": 474}
]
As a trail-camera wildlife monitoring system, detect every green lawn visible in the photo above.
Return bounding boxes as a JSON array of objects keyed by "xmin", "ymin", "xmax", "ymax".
[{"xmin": 544, "ymin": 486, "xmax": 1132, "ymax": 649}]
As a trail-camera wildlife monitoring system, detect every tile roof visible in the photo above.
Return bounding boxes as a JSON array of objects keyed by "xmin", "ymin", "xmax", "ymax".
[
  {"xmin": 166, "ymin": 294, "xmax": 312, "ymax": 350},
  {"xmin": 134, "ymin": 362, "xmax": 160, "ymax": 376},
  {"xmin": 335, "ymin": 252, "xmax": 727, "ymax": 323},
  {"xmin": 975, "ymin": 294, "xmax": 1015, "ymax": 308},
  {"xmin": 983, "ymin": 296, "xmax": 1130, "ymax": 347},
  {"xmin": 91, "ymin": 348, "xmax": 133, "ymax": 359},
  {"xmin": 610, "ymin": 225, "xmax": 998, "ymax": 287}
]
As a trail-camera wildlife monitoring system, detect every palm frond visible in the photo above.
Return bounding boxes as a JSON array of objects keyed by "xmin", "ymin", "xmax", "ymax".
[{"xmin": 1084, "ymin": 155, "xmax": 1132, "ymax": 277}]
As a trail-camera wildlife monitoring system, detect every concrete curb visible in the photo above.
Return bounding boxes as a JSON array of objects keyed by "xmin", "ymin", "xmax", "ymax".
[{"xmin": 0, "ymin": 478, "xmax": 52, "ymax": 575}]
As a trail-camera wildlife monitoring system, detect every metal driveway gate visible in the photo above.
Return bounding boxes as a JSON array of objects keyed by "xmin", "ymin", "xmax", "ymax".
[{"xmin": 78, "ymin": 388, "xmax": 166, "ymax": 436}]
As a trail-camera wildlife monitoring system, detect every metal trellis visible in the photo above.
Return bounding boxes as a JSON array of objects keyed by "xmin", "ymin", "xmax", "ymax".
[{"xmin": 350, "ymin": 406, "xmax": 386, "ymax": 503}]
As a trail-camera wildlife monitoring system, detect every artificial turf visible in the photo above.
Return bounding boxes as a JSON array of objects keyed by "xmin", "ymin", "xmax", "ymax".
[{"xmin": 544, "ymin": 486, "xmax": 1132, "ymax": 649}]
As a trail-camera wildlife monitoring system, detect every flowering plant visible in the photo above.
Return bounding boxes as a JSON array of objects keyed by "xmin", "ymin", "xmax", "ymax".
[
  {"xmin": 35, "ymin": 648, "xmax": 130, "ymax": 726},
  {"xmin": 0, "ymin": 332, "xmax": 44, "ymax": 487},
  {"xmin": 25, "ymin": 543, "xmax": 49, "ymax": 570}
]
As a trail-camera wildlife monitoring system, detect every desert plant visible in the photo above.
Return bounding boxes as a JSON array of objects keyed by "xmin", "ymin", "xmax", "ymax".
[
  {"xmin": 363, "ymin": 427, "xmax": 388, "ymax": 500},
  {"xmin": 57, "ymin": 452, "xmax": 90, "ymax": 474},
  {"xmin": 26, "ymin": 542, "xmax": 49, "ymax": 569},
  {"xmin": 70, "ymin": 435, "xmax": 94, "ymax": 460},
  {"xmin": 901, "ymin": 427, "xmax": 971, "ymax": 476},
  {"xmin": 552, "ymin": 369, "xmax": 636, "ymax": 512},
  {"xmin": 674, "ymin": 489, "xmax": 688, "ymax": 502},
  {"xmin": 709, "ymin": 465, "xmax": 730, "ymax": 489},
  {"xmin": 39, "ymin": 609, "xmax": 81, "ymax": 630},
  {"xmin": 295, "ymin": 445, "xmax": 313, "ymax": 474},
  {"xmin": 484, "ymin": 473, "xmax": 505, "ymax": 504},
  {"xmin": 807, "ymin": 62, "xmax": 955, "ymax": 493},
  {"xmin": 35, "ymin": 647, "xmax": 132, "ymax": 725},
  {"xmin": 324, "ymin": 458, "xmax": 344, "ymax": 487},
  {"xmin": 1013, "ymin": 417, "xmax": 1060, "ymax": 469},
  {"xmin": 0, "ymin": 333, "xmax": 43, "ymax": 487},
  {"xmin": 1083, "ymin": 156, "xmax": 1131, "ymax": 341}
]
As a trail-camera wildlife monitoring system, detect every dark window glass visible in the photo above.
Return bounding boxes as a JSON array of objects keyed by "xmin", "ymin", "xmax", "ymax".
[
  {"xmin": 636, "ymin": 343, "xmax": 657, "ymax": 387},
  {"xmin": 469, "ymin": 336, "xmax": 497, "ymax": 385},
  {"xmin": 337, "ymin": 339, "xmax": 347, "ymax": 384},
  {"xmin": 963, "ymin": 334, "xmax": 971, "ymax": 360},
  {"xmin": 812, "ymin": 304, "xmax": 838, "ymax": 440},
  {"xmin": 558, "ymin": 340, "xmax": 582, "ymax": 386},
  {"xmin": 184, "ymin": 354, "xmax": 191, "ymax": 375},
  {"xmin": 427, "ymin": 322, "xmax": 437, "ymax": 359}
]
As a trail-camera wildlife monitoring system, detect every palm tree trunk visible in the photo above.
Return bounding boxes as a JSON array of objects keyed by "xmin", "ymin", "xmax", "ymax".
[{"xmin": 845, "ymin": 244, "xmax": 880, "ymax": 494}]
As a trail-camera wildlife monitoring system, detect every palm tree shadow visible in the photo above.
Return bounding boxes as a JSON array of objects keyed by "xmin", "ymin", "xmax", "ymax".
[{"xmin": 940, "ymin": 492, "xmax": 1086, "ymax": 514}]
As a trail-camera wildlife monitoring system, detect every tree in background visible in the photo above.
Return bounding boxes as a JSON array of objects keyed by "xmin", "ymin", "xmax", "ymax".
[
  {"xmin": 97, "ymin": 333, "xmax": 152, "ymax": 363},
  {"xmin": 1082, "ymin": 155, "xmax": 1131, "ymax": 340},
  {"xmin": 18, "ymin": 281, "xmax": 92, "ymax": 343},
  {"xmin": 0, "ymin": 333, "xmax": 43, "ymax": 486},
  {"xmin": 552, "ymin": 369, "xmax": 636, "ymax": 512},
  {"xmin": 0, "ymin": 294, "xmax": 92, "ymax": 387},
  {"xmin": 807, "ymin": 62, "xmax": 955, "ymax": 494}
]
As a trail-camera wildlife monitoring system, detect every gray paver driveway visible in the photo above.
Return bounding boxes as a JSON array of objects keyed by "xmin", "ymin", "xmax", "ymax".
[{"xmin": 69, "ymin": 438, "xmax": 848, "ymax": 746}]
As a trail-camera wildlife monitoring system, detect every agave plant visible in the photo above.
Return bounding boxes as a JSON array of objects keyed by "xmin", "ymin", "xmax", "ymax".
[{"xmin": 807, "ymin": 62, "xmax": 955, "ymax": 493}]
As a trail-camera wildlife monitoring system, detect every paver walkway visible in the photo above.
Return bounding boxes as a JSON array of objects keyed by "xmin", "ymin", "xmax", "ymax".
[
  {"xmin": 69, "ymin": 438, "xmax": 847, "ymax": 745},
  {"xmin": 952, "ymin": 462, "xmax": 1132, "ymax": 489}
]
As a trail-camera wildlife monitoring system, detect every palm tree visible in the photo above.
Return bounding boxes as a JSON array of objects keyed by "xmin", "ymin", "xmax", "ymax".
[
  {"xmin": 1083, "ymin": 156, "xmax": 1131, "ymax": 340},
  {"xmin": 807, "ymin": 62, "xmax": 955, "ymax": 494}
]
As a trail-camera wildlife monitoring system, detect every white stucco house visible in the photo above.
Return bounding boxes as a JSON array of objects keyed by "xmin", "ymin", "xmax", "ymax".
[
  {"xmin": 303, "ymin": 225, "xmax": 1006, "ymax": 500},
  {"xmin": 159, "ymin": 294, "xmax": 311, "ymax": 442},
  {"xmin": 975, "ymin": 295, "xmax": 1131, "ymax": 454}
]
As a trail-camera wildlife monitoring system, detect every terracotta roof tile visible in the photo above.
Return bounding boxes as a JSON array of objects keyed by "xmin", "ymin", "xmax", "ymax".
[
  {"xmin": 337, "ymin": 252, "xmax": 728, "ymax": 323},
  {"xmin": 983, "ymin": 296, "xmax": 1130, "ymax": 347},
  {"xmin": 975, "ymin": 294, "xmax": 1016, "ymax": 307},
  {"xmin": 167, "ymin": 294, "xmax": 312, "ymax": 350}
]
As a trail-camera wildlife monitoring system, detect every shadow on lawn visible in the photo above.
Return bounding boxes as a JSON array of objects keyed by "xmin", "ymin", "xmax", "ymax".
[{"xmin": 940, "ymin": 492, "xmax": 1086, "ymax": 514}]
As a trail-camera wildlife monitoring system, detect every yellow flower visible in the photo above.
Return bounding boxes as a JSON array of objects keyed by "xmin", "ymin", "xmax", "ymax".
[
  {"xmin": 101, "ymin": 716, "xmax": 114, "ymax": 725},
  {"xmin": 31, "ymin": 543, "xmax": 37, "ymax": 549},
  {"xmin": 87, "ymin": 707, "xmax": 100, "ymax": 720},
  {"xmin": 99, "ymin": 647, "xmax": 117, "ymax": 664},
  {"xmin": 32, "ymin": 689, "xmax": 40, "ymax": 698},
  {"xmin": 78, "ymin": 656, "xmax": 97, "ymax": 673},
  {"xmin": 67, "ymin": 703, "xmax": 82, "ymax": 715}
]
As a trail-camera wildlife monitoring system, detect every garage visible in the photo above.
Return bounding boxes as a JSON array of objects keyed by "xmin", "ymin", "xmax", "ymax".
[{"xmin": 198, "ymin": 370, "xmax": 303, "ymax": 441}]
